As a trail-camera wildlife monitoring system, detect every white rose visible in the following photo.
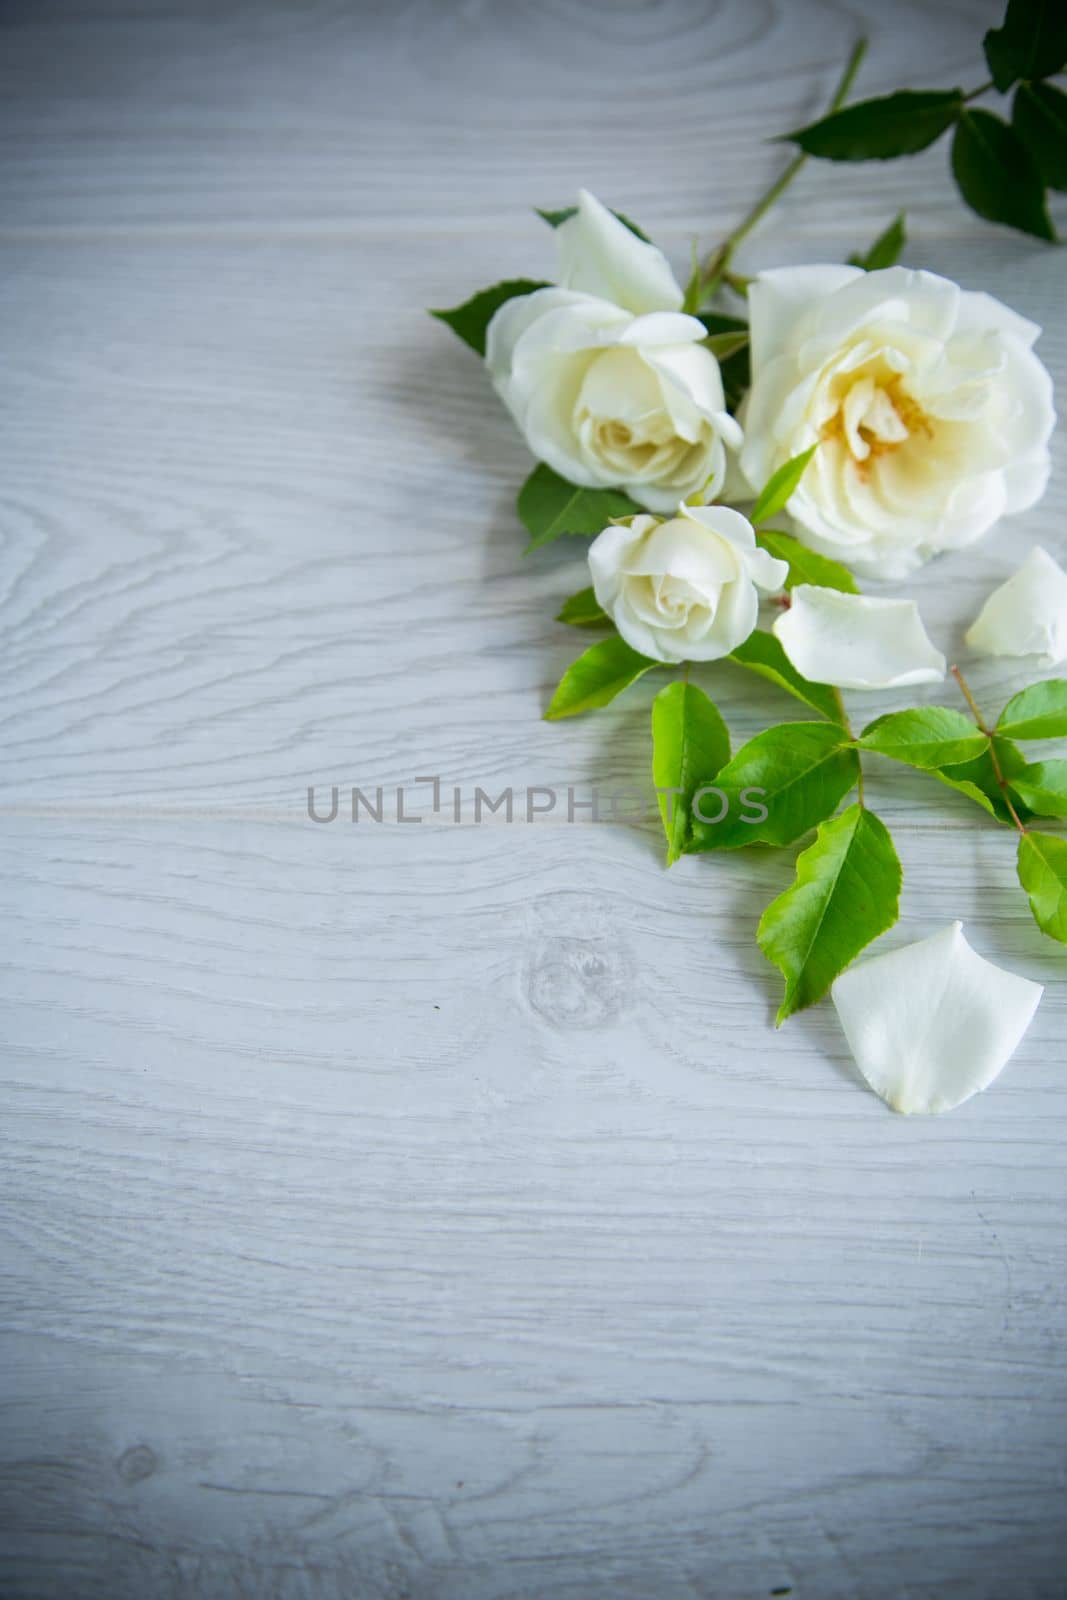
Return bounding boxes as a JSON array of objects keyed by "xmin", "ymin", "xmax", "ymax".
[
  {"xmin": 740, "ymin": 265, "xmax": 1055, "ymax": 580},
  {"xmin": 485, "ymin": 190, "xmax": 741, "ymax": 512},
  {"xmin": 588, "ymin": 504, "xmax": 787, "ymax": 664}
]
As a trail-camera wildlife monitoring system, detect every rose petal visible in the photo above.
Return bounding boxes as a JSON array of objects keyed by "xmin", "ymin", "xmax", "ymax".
[
  {"xmin": 484, "ymin": 287, "xmax": 621, "ymax": 385},
  {"xmin": 679, "ymin": 504, "xmax": 788, "ymax": 591},
  {"xmin": 773, "ymin": 585, "xmax": 945, "ymax": 689},
  {"xmin": 624, "ymin": 519, "xmax": 739, "ymax": 587},
  {"xmin": 832, "ymin": 922, "xmax": 1042, "ymax": 1115},
  {"xmin": 556, "ymin": 190, "xmax": 683, "ymax": 317},
  {"xmin": 618, "ymin": 311, "xmax": 709, "ymax": 347},
  {"xmin": 965, "ymin": 546, "xmax": 1067, "ymax": 666},
  {"xmin": 746, "ymin": 264, "xmax": 861, "ymax": 379}
]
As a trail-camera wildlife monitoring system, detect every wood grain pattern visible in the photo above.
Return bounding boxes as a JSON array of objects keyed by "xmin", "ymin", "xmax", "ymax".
[{"xmin": 1, "ymin": 2, "xmax": 1065, "ymax": 1597}]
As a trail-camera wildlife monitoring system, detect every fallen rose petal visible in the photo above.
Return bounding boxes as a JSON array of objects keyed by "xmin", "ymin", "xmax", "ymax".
[
  {"xmin": 772, "ymin": 585, "xmax": 945, "ymax": 689},
  {"xmin": 832, "ymin": 922, "xmax": 1042, "ymax": 1115},
  {"xmin": 965, "ymin": 546, "xmax": 1067, "ymax": 666}
]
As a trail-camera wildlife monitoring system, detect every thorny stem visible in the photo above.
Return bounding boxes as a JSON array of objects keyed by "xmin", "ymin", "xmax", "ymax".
[
  {"xmin": 696, "ymin": 37, "xmax": 868, "ymax": 302},
  {"xmin": 951, "ymin": 664, "xmax": 1028, "ymax": 835}
]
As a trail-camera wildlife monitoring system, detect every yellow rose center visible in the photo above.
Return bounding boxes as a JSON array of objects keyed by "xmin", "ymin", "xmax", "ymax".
[{"xmin": 822, "ymin": 372, "xmax": 933, "ymax": 476}]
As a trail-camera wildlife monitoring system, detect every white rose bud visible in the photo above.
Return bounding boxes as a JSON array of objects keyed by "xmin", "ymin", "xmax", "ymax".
[
  {"xmin": 740, "ymin": 265, "xmax": 1055, "ymax": 580},
  {"xmin": 588, "ymin": 504, "xmax": 787, "ymax": 664},
  {"xmin": 486, "ymin": 190, "xmax": 742, "ymax": 512}
]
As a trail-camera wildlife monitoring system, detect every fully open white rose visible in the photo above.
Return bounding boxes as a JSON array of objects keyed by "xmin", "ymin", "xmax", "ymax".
[
  {"xmin": 486, "ymin": 190, "xmax": 741, "ymax": 512},
  {"xmin": 740, "ymin": 265, "xmax": 1055, "ymax": 580},
  {"xmin": 588, "ymin": 504, "xmax": 787, "ymax": 664}
]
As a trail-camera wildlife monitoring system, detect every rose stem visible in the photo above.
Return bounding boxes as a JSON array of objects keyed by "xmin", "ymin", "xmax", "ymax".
[
  {"xmin": 697, "ymin": 37, "xmax": 868, "ymax": 301},
  {"xmin": 831, "ymin": 688, "xmax": 864, "ymax": 807},
  {"xmin": 950, "ymin": 664, "xmax": 1027, "ymax": 835}
]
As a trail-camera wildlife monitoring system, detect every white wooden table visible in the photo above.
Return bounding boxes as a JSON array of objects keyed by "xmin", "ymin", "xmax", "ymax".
[{"xmin": 2, "ymin": 2, "xmax": 1065, "ymax": 1596}]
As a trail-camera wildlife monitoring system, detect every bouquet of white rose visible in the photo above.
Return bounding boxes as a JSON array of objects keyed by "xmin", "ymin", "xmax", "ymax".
[{"xmin": 433, "ymin": 2, "xmax": 1067, "ymax": 1115}]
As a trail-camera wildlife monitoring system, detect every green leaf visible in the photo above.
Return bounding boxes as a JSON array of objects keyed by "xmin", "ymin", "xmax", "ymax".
[
  {"xmin": 758, "ymin": 805, "xmax": 902, "ymax": 1024},
  {"xmin": 1010, "ymin": 759, "xmax": 1067, "ymax": 816},
  {"xmin": 703, "ymin": 329, "xmax": 749, "ymax": 361},
  {"xmin": 537, "ymin": 206, "xmax": 651, "ymax": 243},
  {"xmin": 984, "ymin": 0, "xmax": 1067, "ymax": 92},
  {"xmin": 720, "ymin": 348, "xmax": 750, "ymax": 414},
  {"xmin": 755, "ymin": 530, "xmax": 858, "ymax": 594},
  {"xmin": 997, "ymin": 679, "xmax": 1067, "ymax": 739},
  {"xmin": 696, "ymin": 313, "xmax": 750, "ymax": 410},
  {"xmin": 857, "ymin": 707, "xmax": 990, "ymax": 769},
  {"xmin": 687, "ymin": 722, "xmax": 859, "ymax": 853},
  {"xmin": 750, "ymin": 446, "xmax": 818, "ymax": 526},
  {"xmin": 518, "ymin": 463, "xmax": 642, "ymax": 554},
  {"xmin": 729, "ymin": 630, "xmax": 844, "ymax": 724},
  {"xmin": 951, "ymin": 110, "xmax": 1055, "ymax": 242},
  {"xmin": 545, "ymin": 636, "xmax": 658, "ymax": 720},
  {"xmin": 934, "ymin": 736, "xmax": 1031, "ymax": 825},
  {"xmin": 847, "ymin": 212, "xmax": 907, "ymax": 270},
  {"xmin": 784, "ymin": 90, "xmax": 964, "ymax": 161},
  {"xmin": 696, "ymin": 312, "xmax": 748, "ymax": 337},
  {"xmin": 652, "ymin": 682, "xmax": 732, "ymax": 865},
  {"xmin": 929, "ymin": 766, "xmax": 999, "ymax": 819},
  {"xmin": 682, "ymin": 246, "xmax": 703, "ymax": 315},
  {"xmin": 430, "ymin": 278, "xmax": 550, "ymax": 357},
  {"xmin": 556, "ymin": 586, "xmax": 611, "ymax": 627},
  {"xmin": 1018, "ymin": 831, "xmax": 1067, "ymax": 944},
  {"xmin": 1013, "ymin": 81, "xmax": 1067, "ymax": 191}
]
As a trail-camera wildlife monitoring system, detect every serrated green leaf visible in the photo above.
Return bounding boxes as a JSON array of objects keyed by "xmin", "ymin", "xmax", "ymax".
[
  {"xmin": 687, "ymin": 722, "xmax": 859, "ymax": 853},
  {"xmin": 556, "ymin": 586, "xmax": 611, "ymax": 627},
  {"xmin": 652, "ymin": 682, "xmax": 732, "ymax": 865},
  {"xmin": 729, "ymin": 630, "xmax": 844, "ymax": 724},
  {"xmin": 519, "ymin": 463, "xmax": 642, "ymax": 553},
  {"xmin": 847, "ymin": 212, "xmax": 907, "ymax": 270},
  {"xmin": 537, "ymin": 206, "xmax": 651, "ymax": 243},
  {"xmin": 430, "ymin": 278, "xmax": 550, "ymax": 357},
  {"xmin": 784, "ymin": 90, "xmax": 964, "ymax": 161},
  {"xmin": 857, "ymin": 707, "xmax": 990, "ymax": 769},
  {"xmin": 751, "ymin": 447, "xmax": 819, "ymax": 526},
  {"xmin": 951, "ymin": 110, "xmax": 1055, "ymax": 242},
  {"xmin": 935, "ymin": 736, "xmax": 1031, "ymax": 825},
  {"xmin": 758, "ymin": 805, "xmax": 902, "ymax": 1024},
  {"xmin": 930, "ymin": 767, "xmax": 1000, "ymax": 819},
  {"xmin": 1009, "ymin": 759, "xmax": 1067, "ymax": 816},
  {"xmin": 545, "ymin": 635, "xmax": 658, "ymax": 720},
  {"xmin": 997, "ymin": 679, "xmax": 1067, "ymax": 739},
  {"xmin": 755, "ymin": 530, "xmax": 858, "ymax": 594},
  {"xmin": 1018, "ymin": 831, "xmax": 1067, "ymax": 943},
  {"xmin": 984, "ymin": 0, "xmax": 1067, "ymax": 93},
  {"xmin": 1013, "ymin": 81, "xmax": 1067, "ymax": 191}
]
